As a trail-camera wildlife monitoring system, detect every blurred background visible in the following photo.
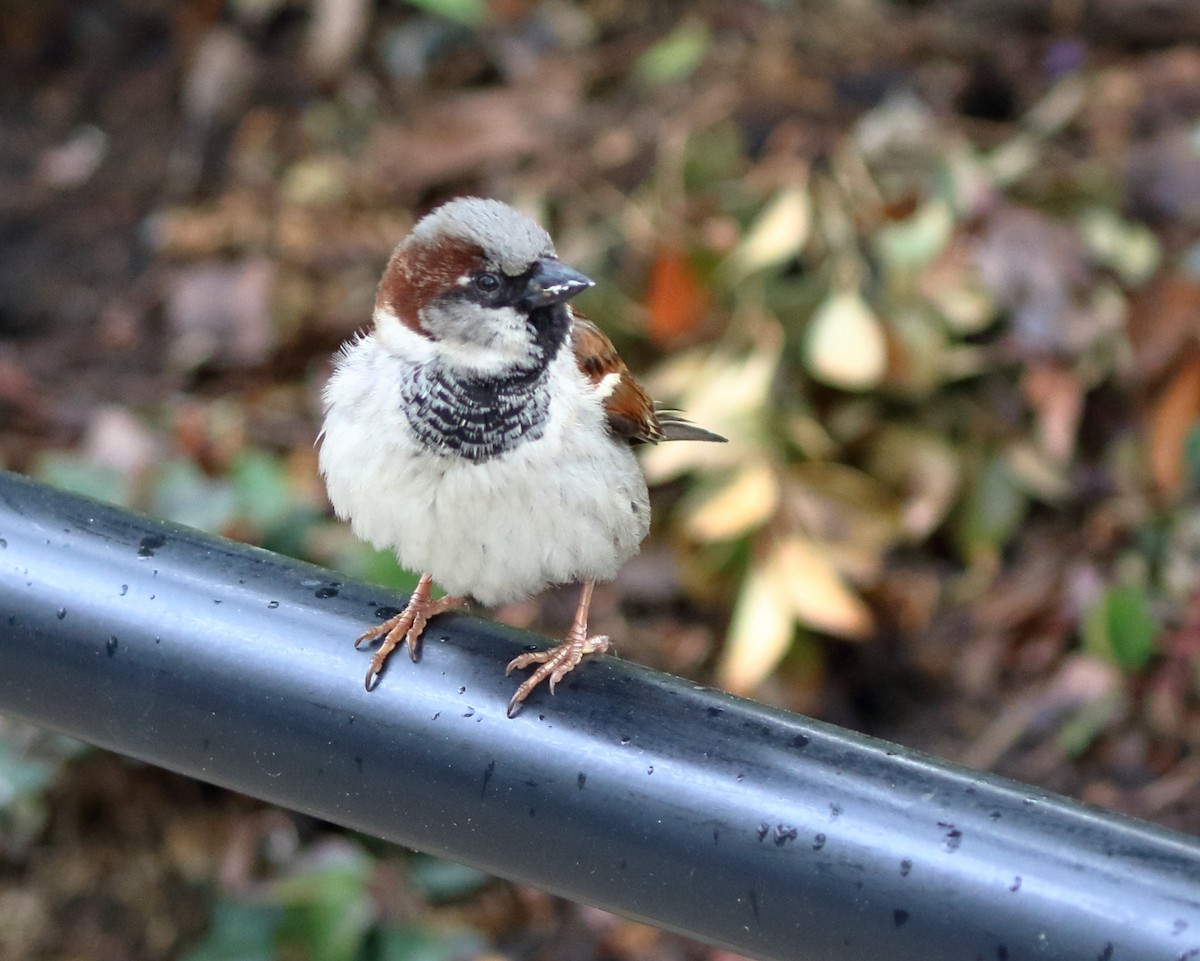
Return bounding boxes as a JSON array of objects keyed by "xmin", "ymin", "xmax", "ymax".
[{"xmin": 2, "ymin": 0, "xmax": 1200, "ymax": 957}]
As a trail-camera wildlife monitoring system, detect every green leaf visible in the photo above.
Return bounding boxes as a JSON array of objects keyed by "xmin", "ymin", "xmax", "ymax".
[
  {"xmin": 0, "ymin": 725, "xmax": 87, "ymax": 849},
  {"xmin": 407, "ymin": 855, "xmax": 491, "ymax": 901},
  {"xmin": 1183, "ymin": 423, "xmax": 1200, "ymax": 496},
  {"xmin": 635, "ymin": 20, "xmax": 711, "ymax": 86},
  {"xmin": 1081, "ymin": 584, "xmax": 1158, "ymax": 672},
  {"xmin": 404, "ymin": 0, "xmax": 485, "ymax": 27},
  {"xmin": 954, "ymin": 453, "xmax": 1027, "ymax": 561},
  {"xmin": 273, "ymin": 847, "xmax": 375, "ymax": 961},
  {"xmin": 334, "ymin": 540, "xmax": 422, "ymax": 593},
  {"xmin": 230, "ymin": 451, "xmax": 293, "ymax": 530},
  {"xmin": 0, "ymin": 739, "xmax": 53, "ymax": 804},
  {"xmin": 681, "ymin": 122, "xmax": 746, "ymax": 189},
  {"xmin": 262, "ymin": 505, "xmax": 326, "ymax": 561},
  {"xmin": 1056, "ymin": 692, "xmax": 1123, "ymax": 757},
  {"xmin": 1078, "ymin": 207, "xmax": 1161, "ymax": 287},
  {"xmin": 152, "ymin": 459, "xmax": 237, "ymax": 533},
  {"xmin": 874, "ymin": 199, "xmax": 953, "ymax": 273},
  {"xmin": 377, "ymin": 924, "xmax": 487, "ymax": 961},
  {"xmin": 35, "ymin": 453, "xmax": 129, "ymax": 507},
  {"xmin": 179, "ymin": 900, "xmax": 281, "ymax": 961}
]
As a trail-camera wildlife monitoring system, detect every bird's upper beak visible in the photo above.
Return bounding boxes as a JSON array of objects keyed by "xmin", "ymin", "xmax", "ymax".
[{"xmin": 519, "ymin": 258, "xmax": 594, "ymax": 309}]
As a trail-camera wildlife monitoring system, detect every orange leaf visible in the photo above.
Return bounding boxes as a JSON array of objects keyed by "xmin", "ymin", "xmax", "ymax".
[
  {"xmin": 644, "ymin": 247, "xmax": 708, "ymax": 345},
  {"xmin": 1148, "ymin": 351, "xmax": 1200, "ymax": 497},
  {"xmin": 1127, "ymin": 275, "xmax": 1200, "ymax": 385}
]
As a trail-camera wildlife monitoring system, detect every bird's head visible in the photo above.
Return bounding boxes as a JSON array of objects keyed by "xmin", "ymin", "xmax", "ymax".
[{"xmin": 374, "ymin": 197, "xmax": 593, "ymax": 373}]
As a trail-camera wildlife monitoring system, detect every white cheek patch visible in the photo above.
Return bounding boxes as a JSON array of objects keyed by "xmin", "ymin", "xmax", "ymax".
[{"xmin": 372, "ymin": 307, "xmax": 437, "ymax": 362}]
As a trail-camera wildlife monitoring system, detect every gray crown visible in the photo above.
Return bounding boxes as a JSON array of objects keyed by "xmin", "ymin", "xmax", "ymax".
[{"xmin": 409, "ymin": 197, "xmax": 556, "ymax": 275}]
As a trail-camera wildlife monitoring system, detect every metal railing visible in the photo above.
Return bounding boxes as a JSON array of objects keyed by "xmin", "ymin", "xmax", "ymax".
[{"xmin": 1, "ymin": 469, "xmax": 1198, "ymax": 961}]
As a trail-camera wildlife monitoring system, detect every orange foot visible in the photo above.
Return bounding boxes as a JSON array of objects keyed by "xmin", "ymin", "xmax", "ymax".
[
  {"xmin": 505, "ymin": 631, "xmax": 610, "ymax": 717},
  {"xmin": 356, "ymin": 573, "xmax": 464, "ymax": 690},
  {"xmin": 505, "ymin": 580, "xmax": 609, "ymax": 717}
]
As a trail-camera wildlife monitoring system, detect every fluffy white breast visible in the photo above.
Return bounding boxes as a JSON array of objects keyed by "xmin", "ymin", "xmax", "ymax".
[{"xmin": 318, "ymin": 331, "xmax": 651, "ymax": 605}]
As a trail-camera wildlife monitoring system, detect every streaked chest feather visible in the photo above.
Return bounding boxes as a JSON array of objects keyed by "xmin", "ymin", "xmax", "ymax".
[{"xmin": 399, "ymin": 361, "xmax": 550, "ymax": 463}]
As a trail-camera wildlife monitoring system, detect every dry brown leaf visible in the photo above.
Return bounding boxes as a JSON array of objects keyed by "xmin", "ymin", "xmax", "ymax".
[
  {"xmin": 1147, "ymin": 351, "xmax": 1200, "ymax": 496},
  {"xmin": 804, "ymin": 290, "xmax": 886, "ymax": 390},
  {"xmin": 1022, "ymin": 361, "xmax": 1085, "ymax": 464},
  {"xmin": 1126, "ymin": 275, "xmax": 1200, "ymax": 385},
  {"xmin": 866, "ymin": 426, "xmax": 960, "ymax": 541},
  {"xmin": 974, "ymin": 205, "xmax": 1091, "ymax": 355},
  {"xmin": 306, "ymin": 0, "xmax": 371, "ymax": 83},
  {"xmin": 642, "ymin": 321, "xmax": 782, "ymax": 483},
  {"xmin": 718, "ymin": 534, "xmax": 872, "ymax": 694},
  {"xmin": 644, "ymin": 246, "xmax": 708, "ymax": 344},
  {"xmin": 772, "ymin": 535, "xmax": 873, "ymax": 641},
  {"xmin": 685, "ymin": 460, "xmax": 778, "ymax": 542},
  {"xmin": 723, "ymin": 181, "xmax": 811, "ymax": 279},
  {"xmin": 785, "ymin": 462, "xmax": 904, "ymax": 578},
  {"xmin": 717, "ymin": 552, "xmax": 796, "ymax": 695},
  {"xmin": 165, "ymin": 259, "xmax": 276, "ymax": 369},
  {"xmin": 363, "ymin": 67, "xmax": 580, "ymax": 197}
]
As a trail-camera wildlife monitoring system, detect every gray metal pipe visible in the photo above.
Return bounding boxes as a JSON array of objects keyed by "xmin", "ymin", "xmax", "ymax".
[{"xmin": 1, "ymin": 468, "xmax": 1198, "ymax": 961}]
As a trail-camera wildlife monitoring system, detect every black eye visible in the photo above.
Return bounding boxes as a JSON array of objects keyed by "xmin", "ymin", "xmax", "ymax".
[{"xmin": 474, "ymin": 272, "xmax": 501, "ymax": 293}]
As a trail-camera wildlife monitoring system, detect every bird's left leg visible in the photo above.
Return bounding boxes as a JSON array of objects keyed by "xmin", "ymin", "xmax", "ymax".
[
  {"xmin": 356, "ymin": 573, "xmax": 465, "ymax": 690},
  {"xmin": 505, "ymin": 580, "xmax": 609, "ymax": 717}
]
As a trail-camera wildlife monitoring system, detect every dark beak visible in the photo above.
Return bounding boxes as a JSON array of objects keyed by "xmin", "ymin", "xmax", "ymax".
[{"xmin": 519, "ymin": 258, "xmax": 594, "ymax": 309}]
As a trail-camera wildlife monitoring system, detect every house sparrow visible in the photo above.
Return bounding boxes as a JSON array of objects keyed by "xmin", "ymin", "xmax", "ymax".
[{"xmin": 319, "ymin": 197, "xmax": 723, "ymax": 716}]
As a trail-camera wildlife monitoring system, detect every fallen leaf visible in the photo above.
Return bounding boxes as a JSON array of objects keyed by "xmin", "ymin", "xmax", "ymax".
[
  {"xmin": 644, "ymin": 246, "xmax": 708, "ymax": 344},
  {"xmin": 803, "ymin": 289, "xmax": 886, "ymax": 390},
  {"xmin": 1078, "ymin": 206, "xmax": 1161, "ymax": 287},
  {"xmin": 82, "ymin": 407, "xmax": 162, "ymax": 480},
  {"xmin": 363, "ymin": 68, "xmax": 579, "ymax": 197},
  {"xmin": 918, "ymin": 231, "xmax": 996, "ymax": 336},
  {"xmin": 717, "ymin": 551, "xmax": 796, "ymax": 694},
  {"xmin": 883, "ymin": 307, "xmax": 951, "ymax": 396},
  {"xmin": 634, "ymin": 19, "xmax": 711, "ymax": 86},
  {"xmin": 1126, "ymin": 275, "xmax": 1200, "ymax": 385},
  {"xmin": 35, "ymin": 125, "xmax": 108, "ymax": 190},
  {"xmin": 641, "ymin": 320, "xmax": 781, "ymax": 483},
  {"xmin": 405, "ymin": 0, "xmax": 485, "ymax": 26},
  {"xmin": 723, "ymin": 182, "xmax": 811, "ymax": 280},
  {"xmin": 1022, "ymin": 361, "xmax": 1084, "ymax": 464},
  {"xmin": 166, "ymin": 259, "xmax": 276, "ymax": 369},
  {"xmin": 973, "ymin": 205, "xmax": 1091, "ymax": 354},
  {"xmin": 954, "ymin": 452, "xmax": 1028, "ymax": 564},
  {"xmin": 1005, "ymin": 440, "xmax": 1071, "ymax": 501},
  {"xmin": 1081, "ymin": 583, "xmax": 1159, "ymax": 672},
  {"xmin": 184, "ymin": 26, "xmax": 253, "ymax": 123},
  {"xmin": 874, "ymin": 198, "xmax": 953, "ymax": 272},
  {"xmin": 1147, "ymin": 351, "xmax": 1200, "ymax": 496},
  {"xmin": 718, "ymin": 533, "xmax": 873, "ymax": 694},
  {"xmin": 685, "ymin": 460, "xmax": 778, "ymax": 542},
  {"xmin": 1126, "ymin": 130, "xmax": 1200, "ymax": 228},
  {"xmin": 961, "ymin": 654, "xmax": 1121, "ymax": 769},
  {"xmin": 306, "ymin": 0, "xmax": 371, "ymax": 82},
  {"xmin": 865, "ymin": 426, "xmax": 960, "ymax": 541},
  {"xmin": 786, "ymin": 462, "xmax": 903, "ymax": 580},
  {"xmin": 771, "ymin": 535, "xmax": 873, "ymax": 641}
]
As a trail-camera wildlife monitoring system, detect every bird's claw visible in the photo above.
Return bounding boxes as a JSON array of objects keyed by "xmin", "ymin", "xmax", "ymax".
[
  {"xmin": 355, "ymin": 579, "xmax": 465, "ymax": 690},
  {"xmin": 506, "ymin": 634, "xmax": 610, "ymax": 717}
]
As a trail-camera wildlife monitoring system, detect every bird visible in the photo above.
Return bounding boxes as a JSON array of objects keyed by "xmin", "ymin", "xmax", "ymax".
[{"xmin": 318, "ymin": 197, "xmax": 724, "ymax": 716}]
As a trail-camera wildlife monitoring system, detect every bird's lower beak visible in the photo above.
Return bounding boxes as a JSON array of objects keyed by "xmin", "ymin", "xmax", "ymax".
[{"xmin": 519, "ymin": 259, "xmax": 594, "ymax": 308}]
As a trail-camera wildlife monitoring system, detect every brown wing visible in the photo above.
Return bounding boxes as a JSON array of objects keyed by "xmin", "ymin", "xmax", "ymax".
[
  {"xmin": 570, "ymin": 314, "xmax": 726, "ymax": 445},
  {"xmin": 571, "ymin": 315, "xmax": 664, "ymax": 443}
]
